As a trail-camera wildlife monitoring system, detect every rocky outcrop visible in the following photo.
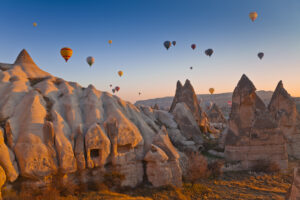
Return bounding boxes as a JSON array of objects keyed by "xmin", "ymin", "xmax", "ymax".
[
  {"xmin": 207, "ymin": 103, "xmax": 227, "ymax": 124},
  {"xmin": 224, "ymin": 75, "xmax": 288, "ymax": 170},
  {"xmin": 287, "ymin": 168, "xmax": 300, "ymax": 200},
  {"xmin": 169, "ymin": 80, "xmax": 209, "ymax": 132},
  {"xmin": 0, "ymin": 50, "xmax": 187, "ymax": 189},
  {"xmin": 0, "ymin": 166, "xmax": 6, "ymax": 200},
  {"xmin": 268, "ymin": 81, "xmax": 300, "ymax": 159}
]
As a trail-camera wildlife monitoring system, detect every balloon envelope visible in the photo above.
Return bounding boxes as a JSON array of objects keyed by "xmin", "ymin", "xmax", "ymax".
[
  {"xmin": 172, "ymin": 41, "xmax": 176, "ymax": 46},
  {"xmin": 191, "ymin": 44, "xmax": 196, "ymax": 50},
  {"xmin": 86, "ymin": 56, "xmax": 95, "ymax": 66},
  {"xmin": 190, "ymin": 66, "xmax": 193, "ymax": 70},
  {"xmin": 115, "ymin": 86, "xmax": 120, "ymax": 92},
  {"xmin": 33, "ymin": 22, "xmax": 37, "ymax": 27},
  {"xmin": 258, "ymin": 52, "xmax": 264, "ymax": 60},
  {"xmin": 164, "ymin": 41, "xmax": 171, "ymax": 50},
  {"xmin": 209, "ymin": 88, "xmax": 215, "ymax": 94},
  {"xmin": 112, "ymin": 89, "xmax": 115, "ymax": 93},
  {"xmin": 249, "ymin": 12, "xmax": 258, "ymax": 22},
  {"xmin": 118, "ymin": 71, "xmax": 123, "ymax": 77},
  {"xmin": 60, "ymin": 47, "xmax": 73, "ymax": 62},
  {"xmin": 108, "ymin": 40, "xmax": 112, "ymax": 44},
  {"xmin": 205, "ymin": 49, "xmax": 214, "ymax": 57}
]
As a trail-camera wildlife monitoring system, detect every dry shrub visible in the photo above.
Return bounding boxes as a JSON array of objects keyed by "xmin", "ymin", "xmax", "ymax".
[
  {"xmin": 252, "ymin": 160, "xmax": 280, "ymax": 173},
  {"xmin": 19, "ymin": 186, "xmax": 60, "ymax": 200},
  {"xmin": 103, "ymin": 171, "xmax": 125, "ymax": 189},
  {"xmin": 185, "ymin": 151, "xmax": 209, "ymax": 184},
  {"xmin": 208, "ymin": 160, "xmax": 224, "ymax": 178}
]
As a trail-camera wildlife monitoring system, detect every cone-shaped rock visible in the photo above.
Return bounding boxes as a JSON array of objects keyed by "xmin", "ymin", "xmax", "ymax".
[
  {"xmin": 207, "ymin": 103, "xmax": 226, "ymax": 124},
  {"xmin": 14, "ymin": 49, "xmax": 36, "ymax": 65},
  {"xmin": 224, "ymin": 74, "xmax": 288, "ymax": 170},
  {"xmin": 268, "ymin": 81, "xmax": 300, "ymax": 159},
  {"xmin": 169, "ymin": 79, "xmax": 209, "ymax": 132}
]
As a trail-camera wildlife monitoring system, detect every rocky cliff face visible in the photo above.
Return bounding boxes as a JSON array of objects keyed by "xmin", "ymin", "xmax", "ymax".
[
  {"xmin": 0, "ymin": 50, "xmax": 188, "ymax": 195},
  {"xmin": 206, "ymin": 103, "xmax": 227, "ymax": 124},
  {"xmin": 224, "ymin": 75, "xmax": 288, "ymax": 170}
]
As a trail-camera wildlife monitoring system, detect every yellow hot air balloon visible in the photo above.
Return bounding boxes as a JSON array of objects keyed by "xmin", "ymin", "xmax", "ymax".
[
  {"xmin": 60, "ymin": 47, "xmax": 73, "ymax": 62},
  {"xmin": 118, "ymin": 70, "xmax": 123, "ymax": 77},
  {"xmin": 108, "ymin": 40, "xmax": 112, "ymax": 45},
  {"xmin": 249, "ymin": 12, "xmax": 258, "ymax": 22},
  {"xmin": 209, "ymin": 88, "xmax": 215, "ymax": 94},
  {"xmin": 33, "ymin": 22, "xmax": 37, "ymax": 27}
]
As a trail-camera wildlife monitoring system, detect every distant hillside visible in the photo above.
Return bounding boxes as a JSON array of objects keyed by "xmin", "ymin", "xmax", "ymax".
[{"xmin": 135, "ymin": 91, "xmax": 300, "ymax": 118}]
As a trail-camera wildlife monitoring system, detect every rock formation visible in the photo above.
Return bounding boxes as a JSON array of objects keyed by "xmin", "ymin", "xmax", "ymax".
[
  {"xmin": 268, "ymin": 81, "xmax": 300, "ymax": 159},
  {"xmin": 207, "ymin": 103, "xmax": 227, "ymax": 124},
  {"xmin": 224, "ymin": 74, "xmax": 288, "ymax": 170},
  {"xmin": 287, "ymin": 168, "xmax": 300, "ymax": 200},
  {"xmin": 0, "ymin": 166, "xmax": 5, "ymax": 200},
  {"xmin": 169, "ymin": 80, "xmax": 210, "ymax": 132},
  {"xmin": 0, "ymin": 50, "xmax": 186, "ymax": 191}
]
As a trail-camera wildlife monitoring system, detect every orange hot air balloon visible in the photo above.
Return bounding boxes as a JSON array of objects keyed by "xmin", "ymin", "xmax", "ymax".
[
  {"xmin": 249, "ymin": 12, "xmax": 258, "ymax": 22},
  {"xmin": 33, "ymin": 22, "xmax": 37, "ymax": 27},
  {"xmin": 209, "ymin": 88, "xmax": 215, "ymax": 94},
  {"xmin": 118, "ymin": 70, "xmax": 123, "ymax": 77},
  {"xmin": 108, "ymin": 40, "xmax": 112, "ymax": 45},
  {"xmin": 60, "ymin": 47, "xmax": 73, "ymax": 62}
]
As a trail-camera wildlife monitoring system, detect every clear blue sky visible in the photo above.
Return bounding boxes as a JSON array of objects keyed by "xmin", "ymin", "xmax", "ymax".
[{"xmin": 0, "ymin": 0, "xmax": 300, "ymax": 103}]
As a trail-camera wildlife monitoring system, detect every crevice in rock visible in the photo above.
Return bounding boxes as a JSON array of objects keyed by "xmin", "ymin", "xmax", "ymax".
[
  {"xmin": 28, "ymin": 77, "xmax": 49, "ymax": 87},
  {"xmin": 43, "ymin": 96, "xmax": 54, "ymax": 122}
]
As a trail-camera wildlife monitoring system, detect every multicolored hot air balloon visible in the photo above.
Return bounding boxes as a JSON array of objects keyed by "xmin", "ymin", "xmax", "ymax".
[
  {"xmin": 86, "ymin": 56, "xmax": 95, "ymax": 67},
  {"xmin": 249, "ymin": 12, "xmax": 258, "ymax": 22},
  {"xmin": 172, "ymin": 41, "xmax": 176, "ymax": 46},
  {"xmin": 209, "ymin": 88, "xmax": 215, "ymax": 94},
  {"xmin": 118, "ymin": 70, "xmax": 123, "ymax": 77},
  {"xmin": 33, "ymin": 22, "xmax": 37, "ymax": 27},
  {"xmin": 108, "ymin": 40, "xmax": 112, "ymax": 45},
  {"xmin": 115, "ymin": 86, "xmax": 120, "ymax": 92},
  {"xmin": 258, "ymin": 52, "xmax": 264, "ymax": 60},
  {"xmin": 60, "ymin": 47, "xmax": 73, "ymax": 62},
  {"xmin": 164, "ymin": 41, "xmax": 171, "ymax": 50},
  {"xmin": 205, "ymin": 49, "xmax": 214, "ymax": 57},
  {"xmin": 112, "ymin": 89, "xmax": 115, "ymax": 93},
  {"xmin": 191, "ymin": 44, "xmax": 196, "ymax": 50}
]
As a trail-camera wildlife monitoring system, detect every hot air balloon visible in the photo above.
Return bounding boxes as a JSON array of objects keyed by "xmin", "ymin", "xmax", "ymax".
[
  {"xmin": 227, "ymin": 101, "xmax": 232, "ymax": 106},
  {"xmin": 112, "ymin": 89, "xmax": 115, "ymax": 93},
  {"xmin": 172, "ymin": 41, "xmax": 176, "ymax": 46},
  {"xmin": 257, "ymin": 52, "xmax": 264, "ymax": 60},
  {"xmin": 190, "ymin": 66, "xmax": 193, "ymax": 70},
  {"xmin": 191, "ymin": 44, "xmax": 196, "ymax": 50},
  {"xmin": 249, "ymin": 12, "xmax": 258, "ymax": 22},
  {"xmin": 118, "ymin": 70, "xmax": 123, "ymax": 77},
  {"xmin": 108, "ymin": 40, "xmax": 112, "ymax": 45},
  {"xmin": 139, "ymin": 92, "xmax": 141, "ymax": 95},
  {"xmin": 164, "ymin": 41, "xmax": 171, "ymax": 50},
  {"xmin": 60, "ymin": 47, "xmax": 73, "ymax": 62},
  {"xmin": 209, "ymin": 88, "xmax": 215, "ymax": 94},
  {"xmin": 86, "ymin": 56, "xmax": 95, "ymax": 67},
  {"xmin": 205, "ymin": 101, "xmax": 213, "ymax": 110},
  {"xmin": 33, "ymin": 22, "xmax": 37, "ymax": 27},
  {"xmin": 115, "ymin": 86, "xmax": 120, "ymax": 92},
  {"xmin": 109, "ymin": 84, "xmax": 112, "ymax": 87},
  {"xmin": 205, "ymin": 49, "xmax": 214, "ymax": 57}
]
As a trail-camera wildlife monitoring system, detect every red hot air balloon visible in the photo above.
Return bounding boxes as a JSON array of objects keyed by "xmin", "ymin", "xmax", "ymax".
[
  {"xmin": 191, "ymin": 44, "xmax": 196, "ymax": 50},
  {"xmin": 115, "ymin": 86, "xmax": 120, "ymax": 92}
]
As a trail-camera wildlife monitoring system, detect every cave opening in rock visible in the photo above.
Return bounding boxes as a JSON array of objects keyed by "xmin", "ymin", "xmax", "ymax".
[{"xmin": 90, "ymin": 149, "xmax": 100, "ymax": 158}]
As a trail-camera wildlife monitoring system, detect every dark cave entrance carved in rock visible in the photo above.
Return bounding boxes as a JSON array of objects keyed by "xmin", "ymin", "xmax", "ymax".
[{"xmin": 90, "ymin": 149, "xmax": 100, "ymax": 158}]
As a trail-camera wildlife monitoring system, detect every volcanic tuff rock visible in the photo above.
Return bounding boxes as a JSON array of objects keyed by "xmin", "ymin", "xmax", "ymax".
[
  {"xmin": 268, "ymin": 81, "xmax": 300, "ymax": 159},
  {"xmin": 224, "ymin": 74, "xmax": 288, "ymax": 170},
  {"xmin": 0, "ymin": 49, "xmax": 188, "ymax": 190},
  {"xmin": 206, "ymin": 103, "xmax": 227, "ymax": 124},
  {"xmin": 169, "ymin": 80, "xmax": 210, "ymax": 132},
  {"xmin": 0, "ymin": 166, "xmax": 5, "ymax": 200},
  {"xmin": 287, "ymin": 168, "xmax": 300, "ymax": 200}
]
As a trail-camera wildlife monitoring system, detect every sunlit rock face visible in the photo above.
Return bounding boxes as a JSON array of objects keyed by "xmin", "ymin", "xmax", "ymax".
[
  {"xmin": 0, "ymin": 50, "xmax": 185, "ymax": 188},
  {"xmin": 287, "ymin": 168, "xmax": 300, "ymax": 200},
  {"xmin": 224, "ymin": 75, "xmax": 288, "ymax": 170},
  {"xmin": 268, "ymin": 81, "xmax": 300, "ymax": 159}
]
